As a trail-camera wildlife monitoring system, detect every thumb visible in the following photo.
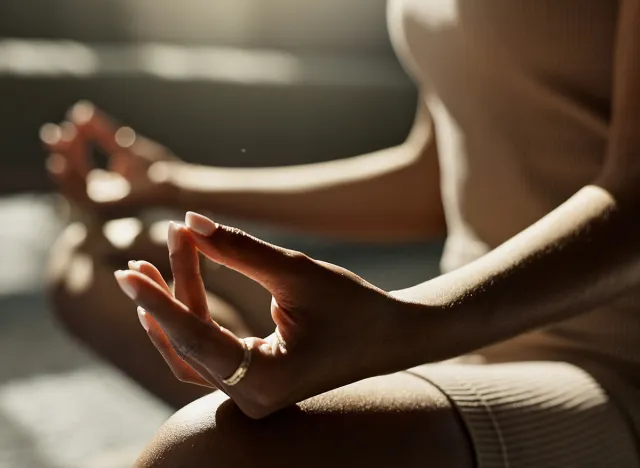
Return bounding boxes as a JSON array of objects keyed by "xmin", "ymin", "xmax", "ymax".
[{"xmin": 184, "ymin": 211, "xmax": 313, "ymax": 293}]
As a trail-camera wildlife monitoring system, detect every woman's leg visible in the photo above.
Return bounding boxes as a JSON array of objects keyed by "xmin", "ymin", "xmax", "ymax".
[
  {"xmin": 134, "ymin": 371, "xmax": 474, "ymax": 468},
  {"xmin": 46, "ymin": 218, "xmax": 272, "ymax": 408},
  {"xmin": 135, "ymin": 360, "xmax": 640, "ymax": 468}
]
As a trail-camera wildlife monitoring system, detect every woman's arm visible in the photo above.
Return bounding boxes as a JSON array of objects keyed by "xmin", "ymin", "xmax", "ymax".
[
  {"xmin": 397, "ymin": 185, "xmax": 640, "ymax": 361},
  {"xmin": 110, "ymin": 6, "xmax": 640, "ymax": 414},
  {"xmin": 394, "ymin": 0, "xmax": 640, "ymax": 363},
  {"xmin": 164, "ymin": 99, "xmax": 445, "ymax": 242}
]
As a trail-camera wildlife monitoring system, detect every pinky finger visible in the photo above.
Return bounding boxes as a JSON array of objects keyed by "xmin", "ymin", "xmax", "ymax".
[{"xmin": 139, "ymin": 307, "xmax": 212, "ymax": 387}]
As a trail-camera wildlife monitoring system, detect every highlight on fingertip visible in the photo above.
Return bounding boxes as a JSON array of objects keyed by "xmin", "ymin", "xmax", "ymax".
[
  {"xmin": 185, "ymin": 211, "xmax": 218, "ymax": 237},
  {"xmin": 114, "ymin": 270, "xmax": 138, "ymax": 301},
  {"xmin": 137, "ymin": 306, "xmax": 150, "ymax": 332},
  {"xmin": 69, "ymin": 100, "xmax": 95, "ymax": 125},
  {"xmin": 40, "ymin": 123, "xmax": 62, "ymax": 145},
  {"xmin": 167, "ymin": 221, "xmax": 180, "ymax": 252}
]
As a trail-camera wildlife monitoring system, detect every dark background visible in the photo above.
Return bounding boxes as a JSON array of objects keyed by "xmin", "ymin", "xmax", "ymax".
[{"xmin": 0, "ymin": 0, "xmax": 416, "ymax": 194}]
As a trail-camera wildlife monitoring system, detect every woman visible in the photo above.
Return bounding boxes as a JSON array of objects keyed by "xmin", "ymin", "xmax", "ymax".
[{"xmin": 44, "ymin": 0, "xmax": 640, "ymax": 467}]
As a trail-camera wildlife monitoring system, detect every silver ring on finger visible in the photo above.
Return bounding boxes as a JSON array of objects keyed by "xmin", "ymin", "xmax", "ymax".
[
  {"xmin": 222, "ymin": 339, "xmax": 252, "ymax": 386},
  {"xmin": 275, "ymin": 327, "xmax": 287, "ymax": 352}
]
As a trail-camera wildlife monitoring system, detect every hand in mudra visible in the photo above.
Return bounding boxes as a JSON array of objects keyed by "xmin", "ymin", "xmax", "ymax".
[
  {"xmin": 41, "ymin": 101, "xmax": 180, "ymax": 219},
  {"xmin": 114, "ymin": 212, "xmax": 415, "ymax": 418}
]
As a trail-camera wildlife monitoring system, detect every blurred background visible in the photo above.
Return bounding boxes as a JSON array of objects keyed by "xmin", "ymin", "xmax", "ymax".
[{"xmin": 0, "ymin": 1, "xmax": 418, "ymax": 467}]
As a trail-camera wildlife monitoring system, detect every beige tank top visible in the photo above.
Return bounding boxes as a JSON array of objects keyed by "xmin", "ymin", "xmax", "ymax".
[{"xmin": 388, "ymin": 0, "xmax": 640, "ymax": 373}]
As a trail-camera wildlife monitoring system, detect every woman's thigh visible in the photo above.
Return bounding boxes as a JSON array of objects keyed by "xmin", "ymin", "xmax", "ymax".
[
  {"xmin": 135, "ymin": 361, "xmax": 640, "ymax": 468},
  {"xmin": 134, "ymin": 371, "xmax": 475, "ymax": 468},
  {"xmin": 410, "ymin": 361, "xmax": 640, "ymax": 468}
]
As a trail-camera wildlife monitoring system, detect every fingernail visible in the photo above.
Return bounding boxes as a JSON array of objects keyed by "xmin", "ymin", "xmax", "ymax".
[
  {"xmin": 69, "ymin": 100, "xmax": 94, "ymax": 125},
  {"xmin": 137, "ymin": 307, "xmax": 150, "ymax": 331},
  {"xmin": 185, "ymin": 212, "xmax": 218, "ymax": 237},
  {"xmin": 128, "ymin": 260, "xmax": 140, "ymax": 271},
  {"xmin": 39, "ymin": 123, "xmax": 61, "ymax": 145},
  {"xmin": 167, "ymin": 221, "xmax": 180, "ymax": 252},
  {"xmin": 114, "ymin": 270, "xmax": 138, "ymax": 300}
]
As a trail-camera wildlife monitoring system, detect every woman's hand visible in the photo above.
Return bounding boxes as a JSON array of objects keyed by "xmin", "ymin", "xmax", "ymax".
[
  {"xmin": 113, "ymin": 212, "xmax": 423, "ymax": 418},
  {"xmin": 41, "ymin": 101, "xmax": 181, "ymax": 219}
]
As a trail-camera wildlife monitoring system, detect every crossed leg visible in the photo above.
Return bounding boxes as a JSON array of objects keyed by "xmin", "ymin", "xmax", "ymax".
[{"xmin": 134, "ymin": 371, "xmax": 475, "ymax": 468}]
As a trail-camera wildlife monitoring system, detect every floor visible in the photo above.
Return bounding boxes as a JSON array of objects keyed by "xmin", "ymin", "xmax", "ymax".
[{"xmin": 0, "ymin": 195, "xmax": 171, "ymax": 468}]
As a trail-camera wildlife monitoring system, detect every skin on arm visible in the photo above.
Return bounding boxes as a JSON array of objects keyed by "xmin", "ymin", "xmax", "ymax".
[
  {"xmin": 392, "ymin": 0, "xmax": 640, "ymax": 365},
  {"xmin": 113, "ymin": 7, "xmax": 640, "ymax": 406},
  {"xmin": 110, "ymin": 0, "xmax": 640, "ymax": 410},
  {"xmin": 76, "ymin": 1, "xmax": 640, "ymax": 417},
  {"xmin": 158, "ymin": 98, "xmax": 445, "ymax": 242},
  {"xmin": 44, "ymin": 98, "xmax": 444, "ymax": 242}
]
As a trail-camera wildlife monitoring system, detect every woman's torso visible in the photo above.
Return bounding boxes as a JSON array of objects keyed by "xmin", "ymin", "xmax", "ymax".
[{"xmin": 388, "ymin": 0, "xmax": 640, "ymax": 375}]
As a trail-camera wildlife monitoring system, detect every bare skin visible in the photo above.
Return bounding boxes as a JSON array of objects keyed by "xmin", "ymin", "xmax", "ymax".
[
  {"xmin": 42, "ymin": 98, "xmax": 444, "ymax": 242},
  {"xmin": 44, "ymin": 96, "xmax": 444, "ymax": 407},
  {"xmin": 46, "ymin": 3, "xmax": 640, "ymax": 465},
  {"xmin": 134, "ymin": 372, "xmax": 474, "ymax": 468},
  {"xmin": 115, "ymin": 4, "xmax": 640, "ymax": 466},
  {"xmin": 109, "ymin": 226, "xmax": 473, "ymax": 468},
  {"xmin": 46, "ymin": 220, "xmax": 268, "ymax": 408}
]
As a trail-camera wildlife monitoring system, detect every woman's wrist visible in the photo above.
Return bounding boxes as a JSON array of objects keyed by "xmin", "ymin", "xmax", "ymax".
[
  {"xmin": 151, "ymin": 161, "xmax": 201, "ymax": 211},
  {"xmin": 386, "ymin": 287, "xmax": 480, "ymax": 369}
]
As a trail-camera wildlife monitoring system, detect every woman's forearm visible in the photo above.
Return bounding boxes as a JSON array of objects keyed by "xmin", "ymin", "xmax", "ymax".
[
  {"xmin": 386, "ymin": 0, "xmax": 640, "ymax": 366},
  {"xmin": 393, "ymin": 184, "xmax": 640, "ymax": 363},
  {"xmin": 165, "ymin": 134, "xmax": 444, "ymax": 241}
]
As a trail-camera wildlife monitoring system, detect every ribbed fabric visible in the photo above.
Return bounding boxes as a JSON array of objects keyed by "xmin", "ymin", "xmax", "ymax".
[
  {"xmin": 387, "ymin": 1, "xmax": 640, "ymax": 465},
  {"xmin": 411, "ymin": 362, "xmax": 639, "ymax": 468}
]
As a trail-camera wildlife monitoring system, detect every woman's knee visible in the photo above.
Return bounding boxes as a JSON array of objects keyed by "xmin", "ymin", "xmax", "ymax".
[{"xmin": 135, "ymin": 373, "xmax": 474, "ymax": 468}]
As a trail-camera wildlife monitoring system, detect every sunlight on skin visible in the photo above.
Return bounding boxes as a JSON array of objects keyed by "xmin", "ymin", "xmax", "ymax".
[
  {"xmin": 414, "ymin": 0, "xmax": 458, "ymax": 29},
  {"xmin": 148, "ymin": 162, "xmax": 172, "ymax": 185},
  {"xmin": 47, "ymin": 222, "xmax": 88, "ymax": 285},
  {"xmin": 65, "ymin": 253, "xmax": 94, "ymax": 295},
  {"xmin": 64, "ymin": 222, "xmax": 89, "ymax": 248},
  {"xmin": 69, "ymin": 100, "xmax": 95, "ymax": 125},
  {"xmin": 149, "ymin": 220, "xmax": 171, "ymax": 245},
  {"xmin": 102, "ymin": 218, "xmax": 144, "ymax": 250},
  {"xmin": 164, "ymin": 390, "xmax": 229, "ymax": 428},
  {"xmin": 46, "ymin": 153, "xmax": 67, "ymax": 175},
  {"xmin": 39, "ymin": 123, "xmax": 61, "ymax": 145},
  {"xmin": 115, "ymin": 127, "xmax": 136, "ymax": 149},
  {"xmin": 86, "ymin": 170, "xmax": 132, "ymax": 203}
]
